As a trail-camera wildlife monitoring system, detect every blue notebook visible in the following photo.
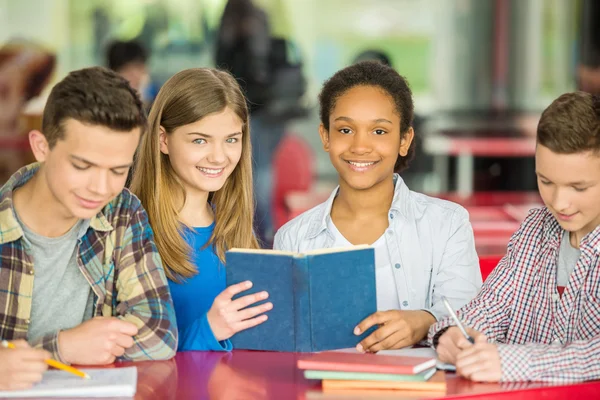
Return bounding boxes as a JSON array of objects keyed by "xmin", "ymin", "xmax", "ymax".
[{"xmin": 225, "ymin": 246, "xmax": 377, "ymax": 352}]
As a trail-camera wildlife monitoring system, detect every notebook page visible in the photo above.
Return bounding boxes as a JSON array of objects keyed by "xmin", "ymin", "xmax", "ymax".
[{"xmin": 0, "ymin": 366, "xmax": 137, "ymax": 398}]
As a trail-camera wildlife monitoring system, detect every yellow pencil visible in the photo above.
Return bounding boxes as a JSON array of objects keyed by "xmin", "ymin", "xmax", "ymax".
[{"xmin": 1, "ymin": 340, "xmax": 91, "ymax": 379}]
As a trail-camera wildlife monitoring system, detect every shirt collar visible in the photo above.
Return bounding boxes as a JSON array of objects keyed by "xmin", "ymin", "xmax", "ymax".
[
  {"xmin": 0, "ymin": 163, "xmax": 112, "ymax": 245},
  {"xmin": 542, "ymin": 208, "xmax": 600, "ymax": 253},
  {"xmin": 306, "ymin": 174, "xmax": 411, "ymax": 239}
]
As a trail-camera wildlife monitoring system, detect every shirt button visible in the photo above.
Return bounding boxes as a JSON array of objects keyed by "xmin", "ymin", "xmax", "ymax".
[
  {"xmin": 25, "ymin": 319, "xmax": 30, "ymax": 324},
  {"xmin": 552, "ymin": 294, "xmax": 560, "ymax": 302},
  {"xmin": 402, "ymin": 301, "xmax": 409, "ymax": 307},
  {"xmin": 29, "ymin": 270, "xmax": 34, "ymax": 275},
  {"xmin": 387, "ymin": 230, "xmax": 394, "ymax": 236},
  {"xmin": 389, "ymin": 213, "xmax": 394, "ymax": 219},
  {"xmin": 394, "ymin": 263, "xmax": 401, "ymax": 269}
]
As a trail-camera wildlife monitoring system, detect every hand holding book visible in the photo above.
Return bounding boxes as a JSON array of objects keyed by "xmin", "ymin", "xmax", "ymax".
[
  {"xmin": 207, "ymin": 281, "xmax": 272, "ymax": 341},
  {"xmin": 354, "ymin": 310, "xmax": 436, "ymax": 353},
  {"xmin": 225, "ymin": 246, "xmax": 377, "ymax": 351}
]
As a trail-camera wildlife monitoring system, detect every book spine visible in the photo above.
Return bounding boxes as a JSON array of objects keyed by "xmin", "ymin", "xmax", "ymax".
[{"xmin": 293, "ymin": 256, "xmax": 311, "ymax": 352}]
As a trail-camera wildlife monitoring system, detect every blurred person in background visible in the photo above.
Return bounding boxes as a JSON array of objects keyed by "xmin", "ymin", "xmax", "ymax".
[
  {"xmin": 0, "ymin": 40, "xmax": 55, "ymax": 136},
  {"xmin": 0, "ymin": 40, "xmax": 55, "ymax": 185},
  {"xmin": 106, "ymin": 40, "xmax": 152, "ymax": 102},
  {"xmin": 579, "ymin": 65, "xmax": 600, "ymax": 94},
  {"xmin": 215, "ymin": 0, "xmax": 306, "ymax": 246},
  {"xmin": 578, "ymin": 0, "xmax": 600, "ymax": 95},
  {"xmin": 353, "ymin": 50, "xmax": 392, "ymax": 67}
]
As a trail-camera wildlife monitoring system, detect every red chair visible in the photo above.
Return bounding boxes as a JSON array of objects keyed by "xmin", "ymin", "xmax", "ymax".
[
  {"xmin": 272, "ymin": 134, "xmax": 315, "ymax": 230},
  {"xmin": 479, "ymin": 255, "xmax": 503, "ymax": 281}
]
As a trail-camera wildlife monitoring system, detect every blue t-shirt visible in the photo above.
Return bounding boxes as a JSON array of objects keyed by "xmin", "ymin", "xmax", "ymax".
[{"xmin": 168, "ymin": 223, "xmax": 232, "ymax": 351}]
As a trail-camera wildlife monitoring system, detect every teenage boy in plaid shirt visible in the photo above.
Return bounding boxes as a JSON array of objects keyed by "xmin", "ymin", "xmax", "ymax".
[
  {"xmin": 429, "ymin": 91, "xmax": 600, "ymax": 383},
  {"xmin": 0, "ymin": 67, "xmax": 177, "ymax": 389}
]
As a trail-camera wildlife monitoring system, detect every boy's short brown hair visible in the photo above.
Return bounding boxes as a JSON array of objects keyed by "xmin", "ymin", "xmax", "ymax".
[
  {"xmin": 537, "ymin": 91, "xmax": 600, "ymax": 154},
  {"xmin": 42, "ymin": 66, "xmax": 146, "ymax": 148}
]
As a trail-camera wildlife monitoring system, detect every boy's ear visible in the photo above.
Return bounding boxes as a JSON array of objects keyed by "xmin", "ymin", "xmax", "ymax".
[
  {"xmin": 399, "ymin": 127, "xmax": 415, "ymax": 157},
  {"xmin": 319, "ymin": 124, "xmax": 330, "ymax": 152},
  {"xmin": 28, "ymin": 130, "xmax": 50, "ymax": 162},
  {"xmin": 159, "ymin": 126, "xmax": 169, "ymax": 155}
]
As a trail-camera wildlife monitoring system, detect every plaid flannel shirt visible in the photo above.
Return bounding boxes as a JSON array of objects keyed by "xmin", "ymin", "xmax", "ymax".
[
  {"xmin": 428, "ymin": 207, "xmax": 600, "ymax": 383},
  {"xmin": 0, "ymin": 164, "xmax": 178, "ymax": 361}
]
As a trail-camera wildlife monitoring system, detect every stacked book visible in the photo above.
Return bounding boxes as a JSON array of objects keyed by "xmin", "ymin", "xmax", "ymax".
[{"xmin": 298, "ymin": 351, "xmax": 446, "ymax": 393}]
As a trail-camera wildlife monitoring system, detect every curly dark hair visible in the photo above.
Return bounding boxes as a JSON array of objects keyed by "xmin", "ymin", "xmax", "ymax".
[
  {"xmin": 42, "ymin": 66, "xmax": 147, "ymax": 148},
  {"xmin": 318, "ymin": 61, "xmax": 415, "ymax": 173}
]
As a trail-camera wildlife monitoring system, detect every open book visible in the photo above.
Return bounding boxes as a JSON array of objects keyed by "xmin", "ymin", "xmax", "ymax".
[
  {"xmin": 225, "ymin": 246, "xmax": 377, "ymax": 352},
  {"xmin": 0, "ymin": 367, "xmax": 137, "ymax": 398}
]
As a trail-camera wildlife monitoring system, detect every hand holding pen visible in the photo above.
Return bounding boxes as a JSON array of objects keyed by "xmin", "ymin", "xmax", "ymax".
[
  {"xmin": 442, "ymin": 296, "xmax": 475, "ymax": 344},
  {"xmin": 436, "ymin": 297, "xmax": 481, "ymax": 364},
  {"xmin": 0, "ymin": 340, "xmax": 49, "ymax": 391},
  {"xmin": 2, "ymin": 340, "xmax": 90, "ymax": 383},
  {"xmin": 436, "ymin": 298, "xmax": 503, "ymax": 382}
]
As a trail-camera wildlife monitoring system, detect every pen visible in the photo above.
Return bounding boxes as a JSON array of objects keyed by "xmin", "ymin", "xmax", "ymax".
[
  {"xmin": 1, "ymin": 340, "xmax": 91, "ymax": 379},
  {"xmin": 441, "ymin": 296, "xmax": 475, "ymax": 344}
]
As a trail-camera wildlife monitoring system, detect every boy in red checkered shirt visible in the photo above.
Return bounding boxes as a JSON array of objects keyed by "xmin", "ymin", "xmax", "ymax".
[{"xmin": 429, "ymin": 92, "xmax": 600, "ymax": 383}]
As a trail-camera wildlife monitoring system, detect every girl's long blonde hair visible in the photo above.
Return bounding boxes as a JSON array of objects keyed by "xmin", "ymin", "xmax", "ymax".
[{"xmin": 130, "ymin": 68, "xmax": 259, "ymax": 282}]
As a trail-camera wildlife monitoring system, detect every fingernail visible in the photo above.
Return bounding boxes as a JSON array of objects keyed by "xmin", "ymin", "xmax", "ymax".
[
  {"xmin": 354, "ymin": 327, "xmax": 360, "ymax": 335},
  {"xmin": 265, "ymin": 302, "xmax": 273, "ymax": 310},
  {"xmin": 262, "ymin": 291, "xmax": 269, "ymax": 299},
  {"xmin": 356, "ymin": 344, "xmax": 364, "ymax": 353},
  {"xmin": 246, "ymin": 281, "xmax": 252, "ymax": 288}
]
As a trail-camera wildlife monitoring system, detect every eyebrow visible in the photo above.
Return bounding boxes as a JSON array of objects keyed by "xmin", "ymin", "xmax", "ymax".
[
  {"xmin": 333, "ymin": 116, "xmax": 393, "ymax": 124},
  {"xmin": 536, "ymin": 172, "xmax": 593, "ymax": 186},
  {"xmin": 70, "ymin": 155, "xmax": 132, "ymax": 169},
  {"xmin": 187, "ymin": 132, "xmax": 243, "ymax": 138}
]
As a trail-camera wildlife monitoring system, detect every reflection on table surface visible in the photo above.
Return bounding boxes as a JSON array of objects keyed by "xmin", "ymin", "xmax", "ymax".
[{"xmin": 111, "ymin": 350, "xmax": 600, "ymax": 400}]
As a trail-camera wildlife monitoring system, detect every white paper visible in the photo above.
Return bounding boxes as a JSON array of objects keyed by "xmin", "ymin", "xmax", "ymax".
[{"xmin": 0, "ymin": 366, "xmax": 137, "ymax": 398}]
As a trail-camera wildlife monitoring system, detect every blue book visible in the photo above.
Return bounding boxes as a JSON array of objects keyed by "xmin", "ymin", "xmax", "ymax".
[{"xmin": 225, "ymin": 246, "xmax": 376, "ymax": 352}]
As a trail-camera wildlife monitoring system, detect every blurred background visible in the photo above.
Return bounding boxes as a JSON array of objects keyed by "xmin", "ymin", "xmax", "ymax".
[{"xmin": 1, "ymin": 0, "xmax": 599, "ymax": 257}]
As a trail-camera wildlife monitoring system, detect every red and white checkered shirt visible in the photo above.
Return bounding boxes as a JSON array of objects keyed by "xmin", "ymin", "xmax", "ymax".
[{"xmin": 428, "ymin": 207, "xmax": 600, "ymax": 383}]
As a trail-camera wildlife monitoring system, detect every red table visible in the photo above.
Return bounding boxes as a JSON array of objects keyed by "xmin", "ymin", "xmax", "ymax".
[{"xmin": 119, "ymin": 350, "xmax": 600, "ymax": 399}]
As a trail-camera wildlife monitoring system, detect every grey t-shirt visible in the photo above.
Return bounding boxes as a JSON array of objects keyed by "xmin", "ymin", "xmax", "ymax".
[
  {"xmin": 557, "ymin": 230, "xmax": 580, "ymax": 288},
  {"xmin": 16, "ymin": 215, "xmax": 95, "ymax": 341}
]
